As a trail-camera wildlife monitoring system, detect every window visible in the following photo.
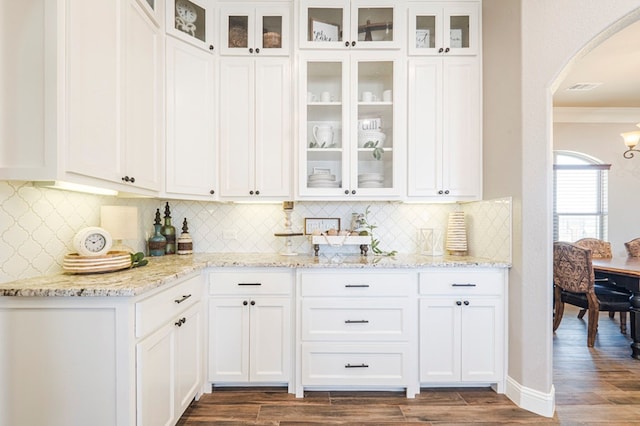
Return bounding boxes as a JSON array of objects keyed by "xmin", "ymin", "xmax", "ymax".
[{"xmin": 553, "ymin": 151, "xmax": 609, "ymax": 242}]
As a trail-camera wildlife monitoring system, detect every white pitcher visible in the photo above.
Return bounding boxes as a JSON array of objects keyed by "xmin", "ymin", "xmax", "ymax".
[{"xmin": 312, "ymin": 124, "xmax": 333, "ymax": 147}]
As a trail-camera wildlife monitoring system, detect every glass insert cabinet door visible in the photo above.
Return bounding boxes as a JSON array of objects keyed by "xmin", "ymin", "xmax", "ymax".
[
  {"xmin": 408, "ymin": 4, "xmax": 478, "ymax": 55},
  {"xmin": 221, "ymin": 6, "xmax": 290, "ymax": 56},
  {"xmin": 300, "ymin": 54, "xmax": 400, "ymax": 198},
  {"xmin": 299, "ymin": 0, "xmax": 400, "ymax": 49},
  {"xmin": 166, "ymin": 0, "xmax": 214, "ymax": 51}
]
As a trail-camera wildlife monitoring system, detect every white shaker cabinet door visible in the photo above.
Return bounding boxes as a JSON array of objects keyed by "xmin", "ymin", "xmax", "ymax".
[
  {"xmin": 165, "ymin": 36, "xmax": 217, "ymax": 199},
  {"xmin": 249, "ymin": 297, "xmax": 291, "ymax": 382}
]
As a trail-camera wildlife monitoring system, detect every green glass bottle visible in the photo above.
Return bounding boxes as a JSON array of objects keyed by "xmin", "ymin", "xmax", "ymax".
[
  {"xmin": 161, "ymin": 202, "xmax": 176, "ymax": 255},
  {"xmin": 148, "ymin": 209, "xmax": 166, "ymax": 256}
]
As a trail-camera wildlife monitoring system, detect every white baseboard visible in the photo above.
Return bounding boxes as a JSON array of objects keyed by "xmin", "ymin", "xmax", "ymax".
[{"xmin": 505, "ymin": 375, "xmax": 555, "ymax": 418}]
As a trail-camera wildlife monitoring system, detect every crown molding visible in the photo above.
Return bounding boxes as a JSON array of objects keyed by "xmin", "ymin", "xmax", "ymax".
[{"xmin": 553, "ymin": 107, "xmax": 640, "ymax": 123}]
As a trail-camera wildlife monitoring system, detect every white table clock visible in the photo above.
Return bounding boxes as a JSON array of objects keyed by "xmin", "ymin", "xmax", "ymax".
[
  {"xmin": 73, "ymin": 227, "xmax": 113, "ymax": 257},
  {"xmin": 175, "ymin": 0, "xmax": 197, "ymax": 37}
]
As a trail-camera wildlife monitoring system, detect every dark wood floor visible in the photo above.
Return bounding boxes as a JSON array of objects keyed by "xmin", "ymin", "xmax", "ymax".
[{"xmin": 178, "ymin": 306, "xmax": 640, "ymax": 424}]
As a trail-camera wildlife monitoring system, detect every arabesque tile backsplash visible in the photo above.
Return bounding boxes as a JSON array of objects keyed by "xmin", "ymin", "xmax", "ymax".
[{"xmin": 0, "ymin": 181, "xmax": 511, "ymax": 283}]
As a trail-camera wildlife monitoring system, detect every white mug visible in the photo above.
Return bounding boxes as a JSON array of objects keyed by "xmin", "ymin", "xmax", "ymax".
[
  {"xmin": 362, "ymin": 91, "xmax": 377, "ymax": 102},
  {"xmin": 320, "ymin": 91, "xmax": 331, "ymax": 102},
  {"xmin": 383, "ymin": 89, "xmax": 392, "ymax": 102}
]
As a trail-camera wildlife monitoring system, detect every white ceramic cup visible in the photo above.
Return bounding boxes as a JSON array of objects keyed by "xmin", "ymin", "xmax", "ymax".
[
  {"xmin": 320, "ymin": 91, "xmax": 331, "ymax": 102},
  {"xmin": 383, "ymin": 89, "xmax": 392, "ymax": 102},
  {"xmin": 312, "ymin": 124, "xmax": 334, "ymax": 146},
  {"xmin": 307, "ymin": 92, "xmax": 317, "ymax": 103},
  {"xmin": 361, "ymin": 91, "xmax": 373, "ymax": 102}
]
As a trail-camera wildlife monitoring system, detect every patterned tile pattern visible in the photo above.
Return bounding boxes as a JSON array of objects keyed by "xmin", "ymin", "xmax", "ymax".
[{"xmin": 0, "ymin": 181, "xmax": 511, "ymax": 283}]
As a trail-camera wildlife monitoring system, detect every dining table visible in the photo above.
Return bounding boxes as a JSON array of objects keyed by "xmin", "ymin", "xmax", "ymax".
[{"xmin": 592, "ymin": 257, "xmax": 640, "ymax": 359}]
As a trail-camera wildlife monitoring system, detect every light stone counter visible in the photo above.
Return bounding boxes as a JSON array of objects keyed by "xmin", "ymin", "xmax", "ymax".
[{"xmin": 0, "ymin": 253, "xmax": 510, "ymax": 297}]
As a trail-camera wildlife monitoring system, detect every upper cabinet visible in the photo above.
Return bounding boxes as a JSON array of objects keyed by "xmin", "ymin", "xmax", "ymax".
[
  {"xmin": 299, "ymin": 0, "xmax": 402, "ymax": 50},
  {"xmin": 298, "ymin": 52, "xmax": 404, "ymax": 199},
  {"xmin": 166, "ymin": 0, "xmax": 215, "ymax": 52},
  {"xmin": 408, "ymin": 3, "xmax": 479, "ymax": 56},
  {"xmin": 0, "ymin": 0, "xmax": 162, "ymax": 195},
  {"xmin": 220, "ymin": 5, "xmax": 290, "ymax": 56}
]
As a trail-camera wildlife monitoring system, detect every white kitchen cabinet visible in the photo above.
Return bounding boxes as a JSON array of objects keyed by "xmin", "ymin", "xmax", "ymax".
[
  {"xmin": 208, "ymin": 270, "xmax": 292, "ymax": 385},
  {"xmin": 407, "ymin": 56, "xmax": 481, "ymax": 201},
  {"xmin": 219, "ymin": 57, "xmax": 292, "ymax": 199},
  {"xmin": 220, "ymin": 4, "xmax": 290, "ymax": 56},
  {"xmin": 0, "ymin": 0, "xmax": 162, "ymax": 195},
  {"xmin": 0, "ymin": 271, "xmax": 205, "ymax": 426},
  {"xmin": 296, "ymin": 270, "xmax": 419, "ymax": 397},
  {"xmin": 166, "ymin": 0, "xmax": 215, "ymax": 52},
  {"xmin": 136, "ymin": 273, "xmax": 204, "ymax": 425},
  {"xmin": 408, "ymin": 3, "xmax": 479, "ymax": 56},
  {"xmin": 299, "ymin": 0, "xmax": 402, "ymax": 50},
  {"xmin": 165, "ymin": 36, "xmax": 217, "ymax": 200},
  {"xmin": 419, "ymin": 269, "xmax": 507, "ymax": 392},
  {"xmin": 298, "ymin": 52, "xmax": 404, "ymax": 199}
]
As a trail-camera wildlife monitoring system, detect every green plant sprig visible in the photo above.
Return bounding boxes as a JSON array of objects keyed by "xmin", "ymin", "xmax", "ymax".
[
  {"xmin": 130, "ymin": 252, "xmax": 149, "ymax": 268},
  {"xmin": 360, "ymin": 205, "xmax": 397, "ymax": 257}
]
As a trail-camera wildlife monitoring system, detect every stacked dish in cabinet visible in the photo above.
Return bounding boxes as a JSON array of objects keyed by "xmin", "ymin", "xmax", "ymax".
[
  {"xmin": 308, "ymin": 169, "xmax": 340, "ymax": 188},
  {"xmin": 358, "ymin": 172, "xmax": 384, "ymax": 188}
]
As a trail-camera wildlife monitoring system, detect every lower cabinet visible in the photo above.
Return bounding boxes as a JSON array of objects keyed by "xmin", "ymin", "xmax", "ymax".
[
  {"xmin": 208, "ymin": 269, "xmax": 292, "ymax": 386},
  {"xmin": 296, "ymin": 270, "xmax": 419, "ymax": 398},
  {"xmin": 136, "ymin": 274, "xmax": 205, "ymax": 425},
  {"xmin": 419, "ymin": 268, "xmax": 507, "ymax": 392}
]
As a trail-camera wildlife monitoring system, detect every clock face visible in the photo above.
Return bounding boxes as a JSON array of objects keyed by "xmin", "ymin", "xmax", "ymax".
[
  {"xmin": 176, "ymin": 0, "xmax": 197, "ymax": 23},
  {"xmin": 73, "ymin": 227, "xmax": 113, "ymax": 257}
]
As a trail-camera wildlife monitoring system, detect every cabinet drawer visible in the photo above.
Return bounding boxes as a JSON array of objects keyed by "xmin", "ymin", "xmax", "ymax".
[
  {"xmin": 301, "ymin": 298, "xmax": 412, "ymax": 342},
  {"xmin": 300, "ymin": 272, "xmax": 415, "ymax": 297},
  {"xmin": 209, "ymin": 271, "xmax": 292, "ymax": 295},
  {"xmin": 419, "ymin": 269, "xmax": 504, "ymax": 296},
  {"xmin": 136, "ymin": 274, "xmax": 202, "ymax": 338},
  {"xmin": 301, "ymin": 343, "xmax": 409, "ymax": 386}
]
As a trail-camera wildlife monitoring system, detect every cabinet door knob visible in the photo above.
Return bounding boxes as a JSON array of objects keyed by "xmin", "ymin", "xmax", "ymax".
[
  {"xmin": 209, "ymin": 189, "xmax": 215, "ymax": 195},
  {"xmin": 351, "ymin": 190, "xmax": 356, "ymax": 195},
  {"xmin": 249, "ymin": 47, "xmax": 254, "ymax": 53},
  {"xmin": 444, "ymin": 190, "xmax": 450, "ymax": 195},
  {"xmin": 249, "ymin": 190, "xmax": 254, "ymax": 195},
  {"xmin": 209, "ymin": 45, "xmax": 214, "ymax": 51},
  {"xmin": 345, "ymin": 41, "xmax": 350, "ymax": 47},
  {"xmin": 243, "ymin": 300, "xmax": 248, "ymax": 306},
  {"xmin": 438, "ymin": 47, "xmax": 444, "ymax": 53},
  {"xmin": 456, "ymin": 301, "xmax": 462, "ymax": 306},
  {"xmin": 250, "ymin": 300, "xmax": 256, "ymax": 306},
  {"xmin": 130, "ymin": 176, "xmax": 135, "ymax": 183},
  {"xmin": 344, "ymin": 190, "xmax": 349, "ymax": 195},
  {"xmin": 255, "ymin": 190, "xmax": 260, "ymax": 195},
  {"xmin": 122, "ymin": 176, "xmax": 129, "ymax": 182},
  {"xmin": 464, "ymin": 300, "xmax": 470, "ymax": 306},
  {"xmin": 255, "ymin": 48, "xmax": 260, "ymax": 54},
  {"xmin": 445, "ymin": 47, "xmax": 450, "ymax": 53},
  {"xmin": 351, "ymin": 41, "xmax": 356, "ymax": 47},
  {"xmin": 438, "ymin": 190, "xmax": 443, "ymax": 195}
]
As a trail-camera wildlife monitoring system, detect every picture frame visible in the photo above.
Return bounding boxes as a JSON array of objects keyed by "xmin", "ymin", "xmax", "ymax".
[
  {"xmin": 310, "ymin": 19, "xmax": 340, "ymax": 42},
  {"xmin": 450, "ymin": 29, "xmax": 463, "ymax": 48},
  {"xmin": 304, "ymin": 218, "xmax": 341, "ymax": 235},
  {"xmin": 416, "ymin": 29, "xmax": 430, "ymax": 48}
]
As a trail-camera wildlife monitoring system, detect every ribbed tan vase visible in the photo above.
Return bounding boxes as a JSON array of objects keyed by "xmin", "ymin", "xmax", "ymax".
[{"xmin": 446, "ymin": 211, "xmax": 468, "ymax": 256}]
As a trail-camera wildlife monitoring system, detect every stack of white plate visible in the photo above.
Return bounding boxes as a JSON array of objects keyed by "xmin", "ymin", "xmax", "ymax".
[
  {"xmin": 358, "ymin": 130, "xmax": 386, "ymax": 148},
  {"xmin": 308, "ymin": 173, "xmax": 340, "ymax": 188},
  {"xmin": 63, "ymin": 251, "xmax": 132, "ymax": 274},
  {"xmin": 358, "ymin": 172, "xmax": 384, "ymax": 188}
]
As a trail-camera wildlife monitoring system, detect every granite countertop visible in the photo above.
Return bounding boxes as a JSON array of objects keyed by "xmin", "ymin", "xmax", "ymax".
[{"xmin": 0, "ymin": 253, "xmax": 511, "ymax": 297}]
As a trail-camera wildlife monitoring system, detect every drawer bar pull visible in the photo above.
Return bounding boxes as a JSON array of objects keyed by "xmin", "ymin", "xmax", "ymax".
[
  {"xmin": 451, "ymin": 283, "xmax": 476, "ymax": 287},
  {"xmin": 345, "ymin": 363, "xmax": 369, "ymax": 368},
  {"xmin": 345, "ymin": 284, "xmax": 370, "ymax": 288},
  {"xmin": 345, "ymin": 320, "xmax": 369, "ymax": 324},
  {"xmin": 238, "ymin": 283, "xmax": 262, "ymax": 286},
  {"xmin": 174, "ymin": 294, "xmax": 192, "ymax": 304}
]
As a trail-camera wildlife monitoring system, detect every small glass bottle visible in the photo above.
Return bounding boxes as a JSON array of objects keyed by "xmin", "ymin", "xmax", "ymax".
[
  {"xmin": 161, "ymin": 202, "xmax": 176, "ymax": 255},
  {"xmin": 148, "ymin": 209, "xmax": 167, "ymax": 256}
]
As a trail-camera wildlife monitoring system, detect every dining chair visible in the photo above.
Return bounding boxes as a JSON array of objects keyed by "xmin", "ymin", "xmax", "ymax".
[
  {"xmin": 553, "ymin": 242, "xmax": 631, "ymax": 347},
  {"xmin": 625, "ymin": 238, "xmax": 640, "ymax": 257},
  {"xmin": 574, "ymin": 238, "xmax": 629, "ymax": 333}
]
